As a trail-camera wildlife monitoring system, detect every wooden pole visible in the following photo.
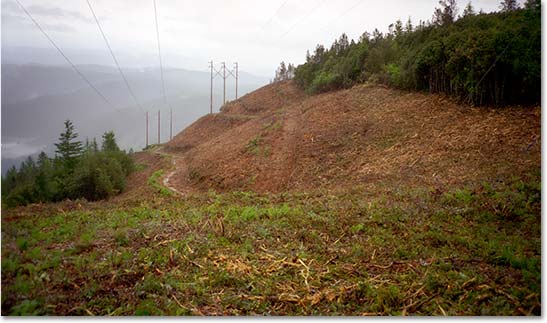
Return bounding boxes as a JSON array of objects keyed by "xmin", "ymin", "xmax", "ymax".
[
  {"xmin": 222, "ymin": 61, "xmax": 226, "ymax": 105},
  {"xmin": 235, "ymin": 62, "xmax": 238, "ymax": 100},
  {"xmin": 170, "ymin": 108, "xmax": 172, "ymax": 140},
  {"xmin": 146, "ymin": 111, "xmax": 149, "ymax": 147},
  {"xmin": 157, "ymin": 109, "xmax": 160, "ymax": 144},
  {"xmin": 209, "ymin": 60, "xmax": 213, "ymax": 114}
]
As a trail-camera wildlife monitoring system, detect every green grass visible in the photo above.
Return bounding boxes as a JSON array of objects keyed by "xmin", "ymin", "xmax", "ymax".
[
  {"xmin": 245, "ymin": 136, "xmax": 271, "ymax": 157},
  {"xmin": 143, "ymin": 144, "xmax": 163, "ymax": 152},
  {"xmin": 263, "ymin": 120, "xmax": 283, "ymax": 133},
  {"xmin": 1, "ymin": 171, "xmax": 540, "ymax": 315},
  {"xmin": 135, "ymin": 163, "xmax": 148, "ymax": 172},
  {"xmin": 147, "ymin": 170, "xmax": 173, "ymax": 196}
]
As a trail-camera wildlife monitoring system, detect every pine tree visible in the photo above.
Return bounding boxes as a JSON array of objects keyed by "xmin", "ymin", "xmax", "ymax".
[
  {"xmin": 279, "ymin": 62, "xmax": 287, "ymax": 80},
  {"xmin": 405, "ymin": 17, "xmax": 413, "ymax": 33},
  {"xmin": 2, "ymin": 165, "xmax": 18, "ymax": 196},
  {"xmin": 394, "ymin": 20, "xmax": 404, "ymax": 37},
  {"xmin": 338, "ymin": 33, "xmax": 349, "ymax": 52},
  {"xmin": 36, "ymin": 151, "xmax": 56, "ymax": 201},
  {"xmin": 463, "ymin": 1, "xmax": 475, "ymax": 16},
  {"xmin": 91, "ymin": 138, "xmax": 99, "ymax": 153},
  {"xmin": 524, "ymin": 0, "xmax": 540, "ymax": 11},
  {"xmin": 20, "ymin": 156, "xmax": 37, "ymax": 183},
  {"xmin": 287, "ymin": 63, "xmax": 295, "ymax": 79},
  {"xmin": 433, "ymin": 0, "xmax": 458, "ymax": 25},
  {"xmin": 500, "ymin": 0, "xmax": 518, "ymax": 11},
  {"xmin": 55, "ymin": 120, "xmax": 82, "ymax": 171},
  {"xmin": 102, "ymin": 131, "xmax": 120, "ymax": 152}
]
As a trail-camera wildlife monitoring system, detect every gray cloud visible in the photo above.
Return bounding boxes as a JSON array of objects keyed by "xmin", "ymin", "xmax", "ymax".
[
  {"xmin": 1, "ymin": 11, "xmax": 25, "ymax": 23},
  {"xmin": 1, "ymin": 6, "xmax": 77, "ymax": 34},
  {"xmin": 1, "ymin": 0, "xmax": 507, "ymax": 77},
  {"xmin": 1, "ymin": 0, "xmax": 90, "ymax": 23},
  {"xmin": 26, "ymin": 4, "xmax": 91, "ymax": 22}
]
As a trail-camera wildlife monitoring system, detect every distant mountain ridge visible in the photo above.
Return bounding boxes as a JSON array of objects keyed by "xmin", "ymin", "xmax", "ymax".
[{"xmin": 1, "ymin": 62, "xmax": 269, "ymax": 174}]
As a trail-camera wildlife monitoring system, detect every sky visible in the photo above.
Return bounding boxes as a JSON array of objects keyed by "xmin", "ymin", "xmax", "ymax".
[{"xmin": 2, "ymin": 0, "xmax": 507, "ymax": 77}]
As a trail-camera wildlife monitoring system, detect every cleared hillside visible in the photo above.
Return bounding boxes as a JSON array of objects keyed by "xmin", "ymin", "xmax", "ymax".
[
  {"xmin": 2, "ymin": 80, "xmax": 541, "ymax": 316},
  {"xmin": 164, "ymin": 80, "xmax": 540, "ymax": 194}
]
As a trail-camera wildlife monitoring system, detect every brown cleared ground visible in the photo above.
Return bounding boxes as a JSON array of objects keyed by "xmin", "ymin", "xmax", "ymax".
[{"xmin": 161, "ymin": 81, "xmax": 540, "ymax": 195}]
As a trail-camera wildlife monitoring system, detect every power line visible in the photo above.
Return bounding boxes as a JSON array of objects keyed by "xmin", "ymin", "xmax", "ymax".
[
  {"xmin": 14, "ymin": 0, "xmax": 120, "ymax": 113},
  {"xmin": 319, "ymin": 0, "xmax": 364, "ymax": 32},
  {"xmin": 86, "ymin": 0, "xmax": 145, "ymax": 113},
  {"xmin": 253, "ymin": 0, "xmax": 290, "ymax": 44},
  {"xmin": 153, "ymin": 0, "xmax": 168, "ymax": 106},
  {"xmin": 277, "ymin": 0, "xmax": 328, "ymax": 40},
  {"xmin": 260, "ymin": 0, "xmax": 290, "ymax": 31}
]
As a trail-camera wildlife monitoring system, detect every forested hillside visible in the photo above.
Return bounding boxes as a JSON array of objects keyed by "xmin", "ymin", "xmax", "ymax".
[
  {"xmin": 2, "ymin": 121, "xmax": 134, "ymax": 207},
  {"xmin": 294, "ymin": 0, "xmax": 540, "ymax": 105}
]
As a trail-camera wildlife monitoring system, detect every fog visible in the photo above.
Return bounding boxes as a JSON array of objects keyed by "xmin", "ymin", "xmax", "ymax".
[{"xmin": 1, "ymin": 52, "xmax": 269, "ymax": 174}]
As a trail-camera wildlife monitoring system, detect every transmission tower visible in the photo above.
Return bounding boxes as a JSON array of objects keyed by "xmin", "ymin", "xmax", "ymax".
[{"xmin": 209, "ymin": 60, "xmax": 239, "ymax": 114}]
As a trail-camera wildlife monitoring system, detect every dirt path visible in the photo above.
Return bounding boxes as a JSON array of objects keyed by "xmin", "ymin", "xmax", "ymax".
[
  {"xmin": 148, "ymin": 147, "xmax": 188, "ymax": 197},
  {"xmin": 162, "ymin": 155, "xmax": 186, "ymax": 196},
  {"xmin": 279, "ymin": 105, "xmax": 303, "ymax": 190}
]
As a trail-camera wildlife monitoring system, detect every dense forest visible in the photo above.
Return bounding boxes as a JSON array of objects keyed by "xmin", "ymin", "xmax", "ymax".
[
  {"xmin": 293, "ymin": 0, "xmax": 540, "ymax": 106},
  {"xmin": 2, "ymin": 120, "xmax": 134, "ymax": 207}
]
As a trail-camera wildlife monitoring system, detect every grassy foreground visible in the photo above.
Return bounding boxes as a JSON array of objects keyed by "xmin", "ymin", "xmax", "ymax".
[{"xmin": 1, "ymin": 170, "xmax": 540, "ymax": 315}]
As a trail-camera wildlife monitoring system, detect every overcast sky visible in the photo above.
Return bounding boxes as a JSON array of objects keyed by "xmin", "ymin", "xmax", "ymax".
[{"xmin": 2, "ymin": 0, "xmax": 506, "ymax": 77}]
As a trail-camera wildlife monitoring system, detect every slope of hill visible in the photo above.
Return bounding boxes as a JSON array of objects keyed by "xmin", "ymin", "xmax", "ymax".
[
  {"xmin": 2, "ymin": 81, "xmax": 540, "ymax": 316},
  {"xmin": 164, "ymin": 80, "xmax": 540, "ymax": 195}
]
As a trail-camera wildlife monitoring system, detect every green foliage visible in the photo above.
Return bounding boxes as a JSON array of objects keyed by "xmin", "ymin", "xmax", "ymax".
[
  {"xmin": 1, "ymin": 171, "xmax": 540, "ymax": 315},
  {"xmin": 273, "ymin": 61, "xmax": 295, "ymax": 82},
  {"xmin": 10, "ymin": 300, "xmax": 43, "ymax": 316},
  {"xmin": 55, "ymin": 120, "xmax": 83, "ymax": 172},
  {"xmin": 2, "ymin": 121, "xmax": 134, "ymax": 206},
  {"xmin": 68, "ymin": 151, "xmax": 126, "ymax": 201},
  {"xmin": 294, "ymin": 5, "xmax": 540, "ymax": 105},
  {"xmin": 245, "ymin": 136, "xmax": 271, "ymax": 157},
  {"xmin": 101, "ymin": 131, "xmax": 120, "ymax": 152},
  {"xmin": 147, "ymin": 170, "xmax": 173, "ymax": 196}
]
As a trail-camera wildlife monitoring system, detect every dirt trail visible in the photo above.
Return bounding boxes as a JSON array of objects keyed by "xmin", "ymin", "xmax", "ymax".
[
  {"xmin": 162, "ymin": 155, "xmax": 186, "ymax": 196},
  {"xmin": 145, "ymin": 147, "xmax": 192, "ymax": 197}
]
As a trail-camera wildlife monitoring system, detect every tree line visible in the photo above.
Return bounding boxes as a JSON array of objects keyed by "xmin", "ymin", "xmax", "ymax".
[
  {"xmin": 293, "ymin": 0, "xmax": 540, "ymax": 106},
  {"xmin": 2, "ymin": 120, "xmax": 134, "ymax": 207},
  {"xmin": 272, "ymin": 61, "xmax": 296, "ymax": 83}
]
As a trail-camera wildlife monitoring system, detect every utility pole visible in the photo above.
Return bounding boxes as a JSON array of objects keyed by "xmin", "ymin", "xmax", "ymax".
[
  {"xmin": 157, "ymin": 109, "xmax": 160, "ymax": 144},
  {"xmin": 170, "ymin": 108, "xmax": 173, "ymax": 140},
  {"xmin": 146, "ymin": 111, "xmax": 149, "ymax": 147},
  {"xmin": 222, "ymin": 61, "xmax": 226, "ymax": 105},
  {"xmin": 209, "ymin": 60, "xmax": 213, "ymax": 114},
  {"xmin": 234, "ymin": 62, "xmax": 239, "ymax": 100}
]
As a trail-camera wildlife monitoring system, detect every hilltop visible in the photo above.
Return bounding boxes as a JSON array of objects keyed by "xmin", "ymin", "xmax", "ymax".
[{"xmin": 161, "ymin": 80, "xmax": 539, "ymax": 195}]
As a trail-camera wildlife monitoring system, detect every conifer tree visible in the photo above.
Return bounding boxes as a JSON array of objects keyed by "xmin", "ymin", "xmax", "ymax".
[
  {"xmin": 102, "ymin": 131, "xmax": 120, "ymax": 152},
  {"xmin": 524, "ymin": 0, "xmax": 540, "ymax": 11},
  {"xmin": 433, "ymin": 0, "xmax": 458, "ymax": 25},
  {"xmin": 54, "ymin": 120, "xmax": 82, "ymax": 171},
  {"xmin": 462, "ymin": 1, "xmax": 475, "ymax": 16},
  {"xmin": 500, "ymin": 0, "xmax": 518, "ymax": 11}
]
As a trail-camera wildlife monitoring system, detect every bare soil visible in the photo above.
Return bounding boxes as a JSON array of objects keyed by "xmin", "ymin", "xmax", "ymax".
[{"xmin": 161, "ymin": 81, "xmax": 540, "ymax": 194}]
